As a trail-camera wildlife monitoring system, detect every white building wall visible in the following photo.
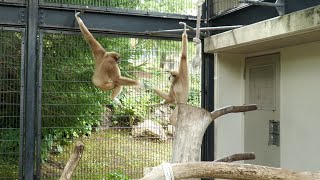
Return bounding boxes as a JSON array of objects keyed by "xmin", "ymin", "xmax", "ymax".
[
  {"xmin": 280, "ymin": 41, "xmax": 320, "ymax": 171},
  {"xmin": 214, "ymin": 41, "xmax": 320, "ymax": 171},
  {"xmin": 214, "ymin": 53, "xmax": 245, "ymax": 159}
]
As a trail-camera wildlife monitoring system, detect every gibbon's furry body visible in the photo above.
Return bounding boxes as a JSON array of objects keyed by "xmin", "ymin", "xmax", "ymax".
[
  {"xmin": 152, "ymin": 31, "xmax": 189, "ymax": 126},
  {"xmin": 75, "ymin": 12, "xmax": 142, "ymax": 100}
]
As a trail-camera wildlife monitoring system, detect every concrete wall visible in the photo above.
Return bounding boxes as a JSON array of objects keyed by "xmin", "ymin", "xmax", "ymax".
[
  {"xmin": 214, "ymin": 53, "xmax": 245, "ymax": 159},
  {"xmin": 280, "ymin": 41, "xmax": 320, "ymax": 171},
  {"xmin": 214, "ymin": 41, "xmax": 320, "ymax": 171}
]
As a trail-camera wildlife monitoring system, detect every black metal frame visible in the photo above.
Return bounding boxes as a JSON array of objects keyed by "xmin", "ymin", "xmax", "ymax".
[
  {"xmin": 36, "ymin": 30, "xmax": 44, "ymax": 180},
  {"xmin": 0, "ymin": 1, "xmax": 205, "ymax": 179},
  {"xmin": 201, "ymin": 0, "xmax": 215, "ymax": 165},
  {"xmin": 1, "ymin": 0, "xmax": 319, "ymax": 179},
  {"xmin": 24, "ymin": 0, "xmax": 38, "ymax": 179},
  {"xmin": 0, "ymin": 1, "xmax": 198, "ymax": 39},
  {"xmin": 19, "ymin": 27, "xmax": 26, "ymax": 180}
]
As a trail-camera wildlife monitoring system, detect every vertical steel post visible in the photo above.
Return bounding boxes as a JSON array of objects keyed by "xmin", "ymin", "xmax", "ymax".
[
  {"xmin": 25, "ymin": 0, "xmax": 39, "ymax": 179},
  {"xmin": 201, "ymin": 0, "xmax": 215, "ymax": 170},
  {"xmin": 36, "ymin": 30, "xmax": 44, "ymax": 180},
  {"xmin": 19, "ymin": 29, "xmax": 26, "ymax": 180},
  {"xmin": 201, "ymin": 50, "xmax": 215, "ymax": 160}
]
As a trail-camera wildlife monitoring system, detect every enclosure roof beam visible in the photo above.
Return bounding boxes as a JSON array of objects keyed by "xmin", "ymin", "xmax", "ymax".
[
  {"xmin": 0, "ymin": 2, "xmax": 198, "ymax": 39},
  {"xmin": 0, "ymin": 4, "xmax": 26, "ymax": 27},
  {"xmin": 39, "ymin": 7, "xmax": 197, "ymax": 39}
]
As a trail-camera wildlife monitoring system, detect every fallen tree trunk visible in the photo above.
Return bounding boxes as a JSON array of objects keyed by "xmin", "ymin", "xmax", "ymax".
[
  {"xmin": 59, "ymin": 141, "xmax": 85, "ymax": 180},
  {"xmin": 141, "ymin": 162, "xmax": 320, "ymax": 180}
]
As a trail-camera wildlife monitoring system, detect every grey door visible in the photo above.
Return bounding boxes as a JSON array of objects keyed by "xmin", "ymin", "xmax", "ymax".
[{"xmin": 244, "ymin": 53, "xmax": 280, "ymax": 167}]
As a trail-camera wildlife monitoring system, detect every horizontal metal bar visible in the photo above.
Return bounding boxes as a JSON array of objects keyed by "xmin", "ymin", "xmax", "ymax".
[
  {"xmin": 0, "ymin": 26, "xmax": 24, "ymax": 32},
  {"xmin": 39, "ymin": 8, "xmax": 197, "ymax": 38},
  {"xmin": 0, "ymin": 5, "xmax": 25, "ymax": 26},
  {"xmin": 0, "ymin": 0, "xmax": 25, "ymax": 5},
  {"xmin": 147, "ymin": 25, "xmax": 243, "ymax": 34},
  {"xmin": 182, "ymin": 23, "xmax": 207, "ymax": 37},
  {"xmin": 42, "ymin": 29, "xmax": 184, "ymax": 41},
  {"xmin": 0, "ymin": 3, "xmax": 198, "ymax": 39},
  {"xmin": 39, "ymin": 2, "xmax": 196, "ymax": 20}
]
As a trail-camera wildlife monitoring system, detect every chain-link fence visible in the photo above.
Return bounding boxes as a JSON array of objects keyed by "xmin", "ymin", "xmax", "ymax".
[
  {"xmin": 39, "ymin": 32, "xmax": 200, "ymax": 179},
  {"xmin": 211, "ymin": 0, "xmax": 242, "ymax": 16}
]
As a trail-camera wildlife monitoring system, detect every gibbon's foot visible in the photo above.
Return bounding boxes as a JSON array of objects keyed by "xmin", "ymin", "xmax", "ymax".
[
  {"xmin": 147, "ymin": 100, "xmax": 166, "ymax": 107},
  {"xmin": 193, "ymin": 37, "xmax": 201, "ymax": 44},
  {"xmin": 141, "ymin": 81, "xmax": 153, "ymax": 90},
  {"xmin": 137, "ymin": 81, "xmax": 145, "ymax": 89},
  {"xmin": 112, "ymin": 98, "xmax": 122, "ymax": 106}
]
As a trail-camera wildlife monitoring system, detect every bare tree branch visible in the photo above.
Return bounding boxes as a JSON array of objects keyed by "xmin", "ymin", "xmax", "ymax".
[
  {"xmin": 59, "ymin": 141, "xmax": 85, "ymax": 180},
  {"xmin": 141, "ymin": 162, "xmax": 320, "ymax": 180},
  {"xmin": 214, "ymin": 152, "xmax": 255, "ymax": 162},
  {"xmin": 211, "ymin": 104, "xmax": 258, "ymax": 120}
]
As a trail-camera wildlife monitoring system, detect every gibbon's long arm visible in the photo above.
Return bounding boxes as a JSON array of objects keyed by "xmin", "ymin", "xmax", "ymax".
[
  {"xmin": 75, "ymin": 12, "xmax": 144, "ymax": 101},
  {"xmin": 153, "ymin": 89, "xmax": 175, "ymax": 104},
  {"xmin": 75, "ymin": 12, "xmax": 105, "ymax": 61},
  {"xmin": 179, "ymin": 32, "xmax": 189, "ymax": 80}
]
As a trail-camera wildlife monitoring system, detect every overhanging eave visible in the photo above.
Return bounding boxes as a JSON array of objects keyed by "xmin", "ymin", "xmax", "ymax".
[{"xmin": 204, "ymin": 5, "xmax": 320, "ymax": 54}]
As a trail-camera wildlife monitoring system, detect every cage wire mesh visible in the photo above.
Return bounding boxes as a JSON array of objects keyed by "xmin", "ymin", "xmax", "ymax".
[
  {"xmin": 41, "ymin": 0, "xmax": 199, "ymax": 16},
  {"xmin": 40, "ymin": 33, "xmax": 201, "ymax": 179},
  {"xmin": 211, "ymin": 0, "xmax": 241, "ymax": 15},
  {"xmin": 0, "ymin": 30, "xmax": 23, "ymax": 179}
]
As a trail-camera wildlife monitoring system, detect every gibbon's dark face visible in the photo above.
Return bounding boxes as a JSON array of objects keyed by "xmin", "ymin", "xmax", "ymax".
[
  {"xmin": 168, "ymin": 74, "xmax": 176, "ymax": 81},
  {"xmin": 169, "ymin": 71, "xmax": 179, "ymax": 82}
]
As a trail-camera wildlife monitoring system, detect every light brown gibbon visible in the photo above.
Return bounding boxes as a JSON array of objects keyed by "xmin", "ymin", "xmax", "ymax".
[
  {"xmin": 151, "ymin": 27, "xmax": 189, "ymax": 126},
  {"xmin": 75, "ymin": 12, "xmax": 143, "ymax": 101}
]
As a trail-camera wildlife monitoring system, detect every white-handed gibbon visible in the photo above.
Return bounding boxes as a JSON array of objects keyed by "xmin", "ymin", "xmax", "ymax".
[
  {"xmin": 75, "ymin": 12, "xmax": 143, "ymax": 101},
  {"xmin": 151, "ymin": 23, "xmax": 189, "ymax": 126}
]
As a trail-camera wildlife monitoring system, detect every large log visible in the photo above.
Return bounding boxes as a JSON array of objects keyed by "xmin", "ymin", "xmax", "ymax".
[
  {"xmin": 59, "ymin": 141, "xmax": 85, "ymax": 180},
  {"xmin": 214, "ymin": 152, "xmax": 255, "ymax": 162},
  {"xmin": 141, "ymin": 162, "xmax": 320, "ymax": 180},
  {"xmin": 171, "ymin": 104, "xmax": 257, "ymax": 163}
]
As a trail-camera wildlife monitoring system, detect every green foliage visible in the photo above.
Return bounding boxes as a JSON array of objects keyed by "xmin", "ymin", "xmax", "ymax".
[
  {"xmin": 188, "ymin": 75, "xmax": 201, "ymax": 106},
  {"xmin": 111, "ymin": 89, "xmax": 151, "ymax": 127},
  {"xmin": 40, "ymin": 34, "xmax": 147, "ymax": 159},
  {"xmin": 0, "ymin": 130, "xmax": 19, "ymax": 163},
  {"xmin": 106, "ymin": 171, "xmax": 130, "ymax": 180}
]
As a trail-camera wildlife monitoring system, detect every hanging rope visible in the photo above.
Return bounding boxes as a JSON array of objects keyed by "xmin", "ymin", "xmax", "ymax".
[
  {"xmin": 161, "ymin": 163, "xmax": 174, "ymax": 180},
  {"xmin": 192, "ymin": 0, "xmax": 205, "ymax": 70}
]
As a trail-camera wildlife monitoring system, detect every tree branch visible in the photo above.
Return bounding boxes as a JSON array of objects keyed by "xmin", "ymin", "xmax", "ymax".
[
  {"xmin": 141, "ymin": 162, "xmax": 320, "ymax": 180},
  {"xmin": 211, "ymin": 104, "xmax": 258, "ymax": 120},
  {"xmin": 59, "ymin": 141, "xmax": 85, "ymax": 180},
  {"xmin": 214, "ymin": 152, "xmax": 255, "ymax": 162}
]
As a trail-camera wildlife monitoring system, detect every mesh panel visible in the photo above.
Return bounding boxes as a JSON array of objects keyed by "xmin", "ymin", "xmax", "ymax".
[
  {"xmin": 41, "ymin": 0, "xmax": 198, "ymax": 16},
  {"xmin": 212, "ymin": 0, "xmax": 241, "ymax": 15},
  {"xmin": 0, "ymin": 30, "xmax": 23, "ymax": 179},
  {"xmin": 40, "ymin": 33, "xmax": 201, "ymax": 179}
]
